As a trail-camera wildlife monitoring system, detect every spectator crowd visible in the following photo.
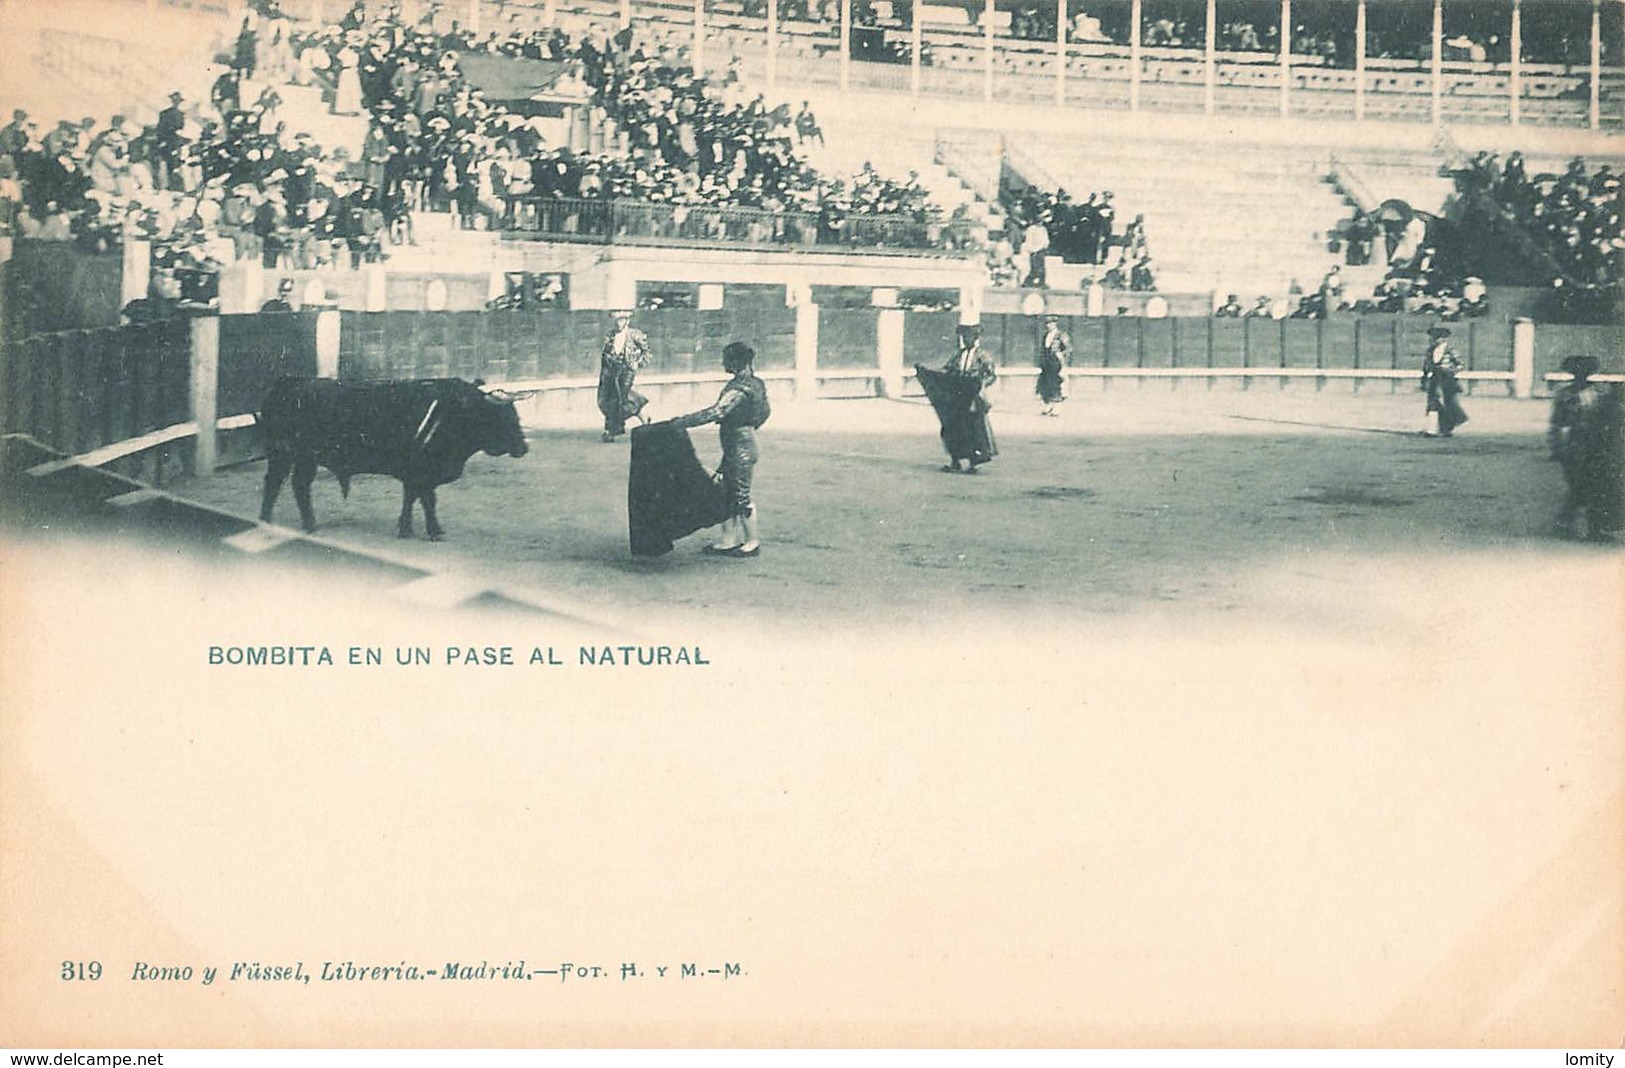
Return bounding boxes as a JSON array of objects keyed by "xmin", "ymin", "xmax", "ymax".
[
  {"xmin": 1022, "ymin": 2, "xmax": 1616, "ymax": 68},
  {"xmin": 1459, "ymin": 150, "xmax": 1624, "ymax": 289},
  {"xmin": 996, "ymin": 182, "xmax": 1155, "ymax": 292},
  {"xmin": 1287, "ymin": 149, "xmax": 1623, "ymax": 323},
  {"xmin": 0, "ymin": 0, "xmax": 960, "ymax": 318}
]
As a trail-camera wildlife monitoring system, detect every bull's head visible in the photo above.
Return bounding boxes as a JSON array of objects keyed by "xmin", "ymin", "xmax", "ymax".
[{"xmin": 473, "ymin": 382, "xmax": 530, "ymax": 458}]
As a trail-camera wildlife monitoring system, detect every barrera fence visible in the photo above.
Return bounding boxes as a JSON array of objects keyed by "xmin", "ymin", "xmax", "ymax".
[{"xmin": 2, "ymin": 308, "xmax": 1620, "ymax": 478}]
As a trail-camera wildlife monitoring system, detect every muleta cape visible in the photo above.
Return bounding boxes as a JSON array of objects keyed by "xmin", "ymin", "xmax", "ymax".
[
  {"xmin": 628, "ymin": 421, "xmax": 732, "ymax": 556},
  {"xmin": 916, "ymin": 364, "xmax": 997, "ymax": 466}
]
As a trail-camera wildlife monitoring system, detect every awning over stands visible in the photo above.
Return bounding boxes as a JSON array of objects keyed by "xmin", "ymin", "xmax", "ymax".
[{"xmin": 454, "ymin": 54, "xmax": 580, "ymax": 117}]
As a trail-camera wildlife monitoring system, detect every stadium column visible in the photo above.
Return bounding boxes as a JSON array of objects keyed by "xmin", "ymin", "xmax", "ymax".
[
  {"xmin": 223, "ymin": 259, "xmax": 264, "ymax": 313},
  {"xmin": 793, "ymin": 288, "xmax": 819, "ymax": 400},
  {"xmin": 1591, "ymin": 0, "xmax": 1602, "ymax": 128},
  {"xmin": 1055, "ymin": 0, "xmax": 1067, "ymax": 105},
  {"xmin": 1130, "ymin": 0, "xmax": 1142, "ymax": 110},
  {"xmin": 913, "ymin": 1, "xmax": 923, "ymax": 94},
  {"xmin": 365, "ymin": 265, "xmax": 387, "ymax": 312},
  {"xmin": 961, "ymin": 282, "xmax": 984, "ymax": 325},
  {"xmin": 1203, "ymin": 0, "xmax": 1215, "ymax": 114},
  {"xmin": 695, "ymin": 0, "xmax": 705, "ymax": 75},
  {"xmin": 876, "ymin": 305, "xmax": 906, "ymax": 398},
  {"xmin": 1430, "ymin": 0, "xmax": 1442, "ymax": 125},
  {"xmin": 1510, "ymin": 0, "xmax": 1521, "ymax": 125},
  {"xmin": 1512, "ymin": 318, "xmax": 1534, "ymax": 398},
  {"xmin": 120, "ymin": 239, "xmax": 150, "ymax": 308},
  {"xmin": 189, "ymin": 315, "xmax": 219, "ymax": 478},
  {"xmin": 768, "ymin": 0, "xmax": 778, "ymax": 87},
  {"xmin": 841, "ymin": 0, "xmax": 851, "ymax": 90},
  {"xmin": 1279, "ymin": 0, "xmax": 1291, "ymax": 118},
  {"xmin": 984, "ymin": 0, "xmax": 996, "ymax": 102},
  {"xmin": 468, "ymin": 0, "xmax": 480, "ymax": 36},
  {"xmin": 621, "ymin": 0, "xmax": 631, "ymax": 27},
  {"xmin": 316, "ymin": 311, "xmax": 342, "ymax": 379},
  {"xmin": 1355, "ymin": 0, "xmax": 1366, "ymax": 120}
]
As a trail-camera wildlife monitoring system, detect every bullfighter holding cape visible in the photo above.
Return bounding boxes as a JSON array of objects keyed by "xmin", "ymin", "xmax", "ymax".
[
  {"xmin": 918, "ymin": 323, "xmax": 998, "ymax": 473},
  {"xmin": 628, "ymin": 342, "xmax": 771, "ymax": 557}
]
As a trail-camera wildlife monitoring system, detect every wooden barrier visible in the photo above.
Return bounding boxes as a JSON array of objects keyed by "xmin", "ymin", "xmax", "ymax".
[{"xmin": 4, "ymin": 310, "xmax": 1620, "ymax": 480}]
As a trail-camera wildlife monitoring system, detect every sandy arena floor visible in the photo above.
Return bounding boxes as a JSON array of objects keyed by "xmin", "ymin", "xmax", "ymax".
[{"xmin": 171, "ymin": 384, "xmax": 1619, "ymax": 636}]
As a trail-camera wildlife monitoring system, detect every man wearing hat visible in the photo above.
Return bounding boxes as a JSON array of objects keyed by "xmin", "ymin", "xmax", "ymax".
[
  {"xmin": 155, "ymin": 91, "xmax": 188, "ymax": 191},
  {"xmin": 211, "ymin": 66, "xmax": 242, "ymax": 120},
  {"xmin": 597, "ymin": 308, "xmax": 651, "ymax": 442},
  {"xmin": 1420, "ymin": 325, "xmax": 1468, "ymax": 438},
  {"xmin": 917, "ymin": 323, "xmax": 998, "ymax": 473},
  {"xmin": 1548, "ymin": 355, "xmax": 1622, "ymax": 539},
  {"xmin": 1037, "ymin": 313, "xmax": 1071, "ymax": 417},
  {"xmin": 0, "ymin": 109, "xmax": 28, "ymax": 165},
  {"xmin": 260, "ymin": 277, "xmax": 297, "ymax": 313},
  {"xmin": 283, "ymin": 134, "xmax": 317, "ymax": 226}
]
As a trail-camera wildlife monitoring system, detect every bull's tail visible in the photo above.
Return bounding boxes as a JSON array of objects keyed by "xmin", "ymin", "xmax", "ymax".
[{"xmin": 338, "ymin": 473, "xmax": 352, "ymax": 498}]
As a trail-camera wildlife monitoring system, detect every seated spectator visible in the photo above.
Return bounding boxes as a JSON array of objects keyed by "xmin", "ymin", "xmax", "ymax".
[
  {"xmin": 260, "ymin": 277, "xmax": 296, "ymax": 312},
  {"xmin": 1128, "ymin": 251, "xmax": 1156, "ymax": 292},
  {"xmin": 1460, "ymin": 275, "xmax": 1488, "ymax": 315},
  {"xmin": 121, "ymin": 278, "xmax": 180, "ymax": 325},
  {"xmin": 1318, "ymin": 265, "xmax": 1345, "ymax": 313}
]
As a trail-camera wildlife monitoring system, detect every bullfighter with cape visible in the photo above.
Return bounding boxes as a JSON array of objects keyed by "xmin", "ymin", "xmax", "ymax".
[
  {"xmin": 627, "ymin": 421, "xmax": 732, "ymax": 556},
  {"xmin": 917, "ymin": 323, "xmax": 998, "ymax": 473}
]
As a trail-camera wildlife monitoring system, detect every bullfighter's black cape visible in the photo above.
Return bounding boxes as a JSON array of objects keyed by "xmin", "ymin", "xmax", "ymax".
[
  {"xmin": 916, "ymin": 364, "xmax": 997, "ymax": 465},
  {"xmin": 628, "ymin": 421, "xmax": 731, "ymax": 556}
]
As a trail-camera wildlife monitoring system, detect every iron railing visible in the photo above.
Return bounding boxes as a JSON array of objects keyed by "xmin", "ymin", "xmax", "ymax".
[{"xmin": 505, "ymin": 196, "xmax": 967, "ymax": 254}]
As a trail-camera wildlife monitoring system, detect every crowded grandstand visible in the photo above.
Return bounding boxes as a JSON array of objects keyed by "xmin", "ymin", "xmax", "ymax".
[{"xmin": 1, "ymin": 0, "xmax": 1621, "ymax": 331}]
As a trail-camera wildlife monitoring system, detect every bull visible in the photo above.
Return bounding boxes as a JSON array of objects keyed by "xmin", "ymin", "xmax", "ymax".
[{"xmin": 258, "ymin": 376, "xmax": 529, "ymax": 540}]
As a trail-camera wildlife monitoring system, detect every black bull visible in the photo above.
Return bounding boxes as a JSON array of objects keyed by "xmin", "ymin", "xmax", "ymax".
[{"xmin": 258, "ymin": 377, "xmax": 529, "ymax": 540}]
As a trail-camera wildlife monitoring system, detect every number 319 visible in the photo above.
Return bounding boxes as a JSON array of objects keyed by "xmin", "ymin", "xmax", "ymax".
[{"xmin": 61, "ymin": 961, "xmax": 101, "ymax": 981}]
